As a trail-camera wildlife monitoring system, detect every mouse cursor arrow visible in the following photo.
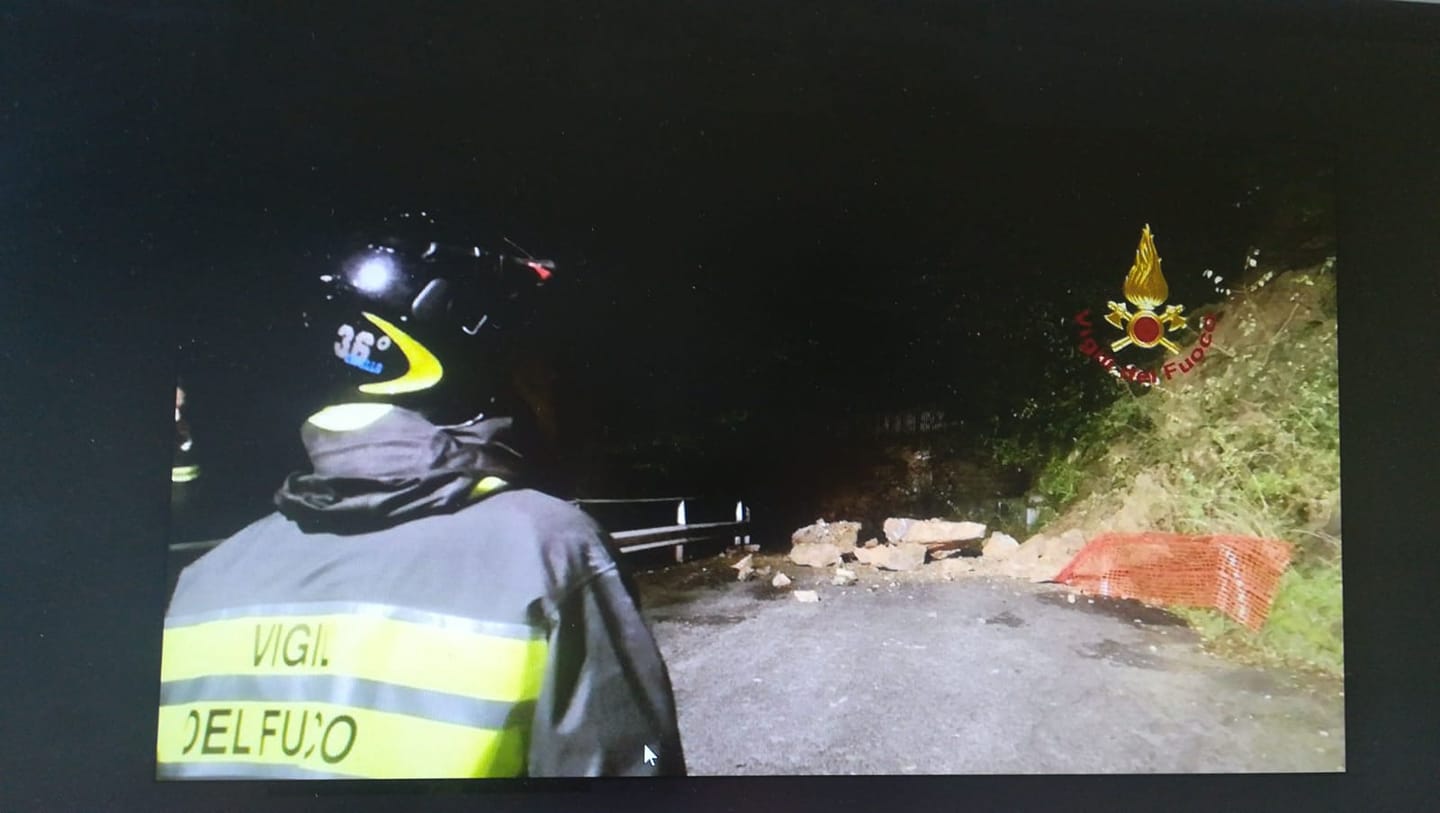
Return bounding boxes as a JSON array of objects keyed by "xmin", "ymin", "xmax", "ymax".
[{"xmin": 643, "ymin": 745, "xmax": 657, "ymax": 766}]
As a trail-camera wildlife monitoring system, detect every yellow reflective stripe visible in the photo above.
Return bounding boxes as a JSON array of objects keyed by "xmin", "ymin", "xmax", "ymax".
[
  {"xmin": 161, "ymin": 614, "xmax": 547, "ymax": 704},
  {"xmin": 171, "ymin": 465, "xmax": 201, "ymax": 483},
  {"xmin": 161, "ymin": 674, "xmax": 531, "ymax": 730},
  {"xmin": 157, "ymin": 701, "xmax": 526, "ymax": 779},
  {"xmin": 470, "ymin": 476, "xmax": 509, "ymax": 500},
  {"xmin": 357, "ymin": 312, "xmax": 444, "ymax": 395},
  {"xmin": 306, "ymin": 403, "xmax": 394, "ymax": 432}
]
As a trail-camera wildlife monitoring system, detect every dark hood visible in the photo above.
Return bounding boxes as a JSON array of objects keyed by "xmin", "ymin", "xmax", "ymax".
[{"xmin": 275, "ymin": 407, "xmax": 525, "ymax": 534}]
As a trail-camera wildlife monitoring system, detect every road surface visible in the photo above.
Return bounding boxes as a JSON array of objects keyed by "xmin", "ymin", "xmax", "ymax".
[{"xmin": 639, "ymin": 564, "xmax": 1344, "ymax": 775}]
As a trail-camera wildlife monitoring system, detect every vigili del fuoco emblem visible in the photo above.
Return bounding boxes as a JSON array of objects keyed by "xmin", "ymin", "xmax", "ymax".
[{"xmin": 1105, "ymin": 224, "xmax": 1188, "ymax": 353}]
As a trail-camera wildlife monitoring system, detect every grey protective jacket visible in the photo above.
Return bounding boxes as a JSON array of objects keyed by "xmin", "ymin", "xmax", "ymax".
[{"xmin": 159, "ymin": 407, "xmax": 684, "ymax": 778}]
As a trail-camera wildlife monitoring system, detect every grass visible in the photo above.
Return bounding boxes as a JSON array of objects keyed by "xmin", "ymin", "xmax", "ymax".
[{"xmin": 1174, "ymin": 564, "xmax": 1344, "ymax": 676}]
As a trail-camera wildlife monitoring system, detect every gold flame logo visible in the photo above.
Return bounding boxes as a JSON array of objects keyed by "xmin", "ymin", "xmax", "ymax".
[
  {"xmin": 1106, "ymin": 225, "xmax": 1187, "ymax": 353},
  {"xmin": 1124, "ymin": 224, "xmax": 1168, "ymax": 310}
]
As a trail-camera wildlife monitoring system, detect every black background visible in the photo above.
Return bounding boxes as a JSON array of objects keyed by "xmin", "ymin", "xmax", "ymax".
[{"xmin": 3, "ymin": 1, "xmax": 1439, "ymax": 810}]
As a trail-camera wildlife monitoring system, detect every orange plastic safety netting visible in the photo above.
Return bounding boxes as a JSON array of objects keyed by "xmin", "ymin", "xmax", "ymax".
[{"xmin": 1052, "ymin": 532, "xmax": 1293, "ymax": 631}]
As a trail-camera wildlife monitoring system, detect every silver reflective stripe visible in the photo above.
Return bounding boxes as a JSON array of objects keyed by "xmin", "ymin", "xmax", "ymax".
[
  {"xmin": 158, "ymin": 760, "xmax": 353, "ymax": 780},
  {"xmin": 164, "ymin": 600, "xmax": 544, "ymax": 641},
  {"xmin": 161, "ymin": 676, "xmax": 534, "ymax": 731}
]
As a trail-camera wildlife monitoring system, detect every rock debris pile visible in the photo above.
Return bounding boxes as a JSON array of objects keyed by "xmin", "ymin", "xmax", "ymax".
[{"xmin": 762, "ymin": 517, "xmax": 1090, "ymax": 598}]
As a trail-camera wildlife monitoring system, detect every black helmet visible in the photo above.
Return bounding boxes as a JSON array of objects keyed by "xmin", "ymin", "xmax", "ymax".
[{"xmin": 298, "ymin": 211, "xmax": 556, "ymax": 426}]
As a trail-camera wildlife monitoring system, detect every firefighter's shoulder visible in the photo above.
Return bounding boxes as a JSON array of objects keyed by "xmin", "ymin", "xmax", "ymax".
[{"xmin": 466, "ymin": 488, "xmax": 616, "ymax": 585}]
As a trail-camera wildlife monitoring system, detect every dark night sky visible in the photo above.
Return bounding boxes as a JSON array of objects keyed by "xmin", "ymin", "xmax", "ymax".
[{"xmin": 3, "ymin": 2, "xmax": 1343, "ymax": 512}]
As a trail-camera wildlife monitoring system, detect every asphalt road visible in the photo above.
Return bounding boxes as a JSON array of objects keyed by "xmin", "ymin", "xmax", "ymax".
[{"xmin": 641, "ymin": 568, "xmax": 1344, "ymax": 775}]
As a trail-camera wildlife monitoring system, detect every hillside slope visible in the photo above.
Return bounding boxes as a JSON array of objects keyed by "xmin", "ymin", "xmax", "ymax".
[{"xmin": 1033, "ymin": 258, "xmax": 1341, "ymax": 674}]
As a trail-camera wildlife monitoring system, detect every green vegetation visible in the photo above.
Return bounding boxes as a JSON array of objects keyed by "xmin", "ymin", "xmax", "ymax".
[
  {"xmin": 988, "ymin": 264, "xmax": 1343, "ymax": 676},
  {"xmin": 1180, "ymin": 563, "xmax": 1344, "ymax": 676}
]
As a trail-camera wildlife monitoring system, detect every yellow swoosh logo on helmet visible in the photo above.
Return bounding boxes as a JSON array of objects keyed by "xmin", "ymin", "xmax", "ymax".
[{"xmin": 357, "ymin": 312, "xmax": 444, "ymax": 395}]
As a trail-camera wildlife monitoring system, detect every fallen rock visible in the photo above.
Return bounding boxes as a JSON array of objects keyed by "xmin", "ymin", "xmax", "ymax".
[
  {"xmin": 998, "ymin": 530, "xmax": 1091, "ymax": 581},
  {"xmin": 789, "ymin": 542, "xmax": 842, "ymax": 568},
  {"xmin": 1032, "ymin": 533, "xmax": 1060, "ymax": 554},
  {"xmin": 853, "ymin": 545, "xmax": 885, "ymax": 566},
  {"xmin": 982, "ymin": 532, "xmax": 1020, "ymax": 559},
  {"xmin": 861, "ymin": 538, "xmax": 880, "ymax": 548},
  {"xmin": 732, "ymin": 554, "xmax": 754, "ymax": 581},
  {"xmin": 883, "ymin": 518, "xmax": 913, "ymax": 544},
  {"xmin": 794, "ymin": 590, "xmax": 821, "ymax": 603},
  {"xmin": 772, "ymin": 572, "xmax": 792, "ymax": 588},
  {"xmin": 1015, "ymin": 531, "xmax": 1085, "ymax": 561},
  {"xmin": 884, "ymin": 517, "xmax": 986, "ymax": 544},
  {"xmin": 883, "ymin": 517, "xmax": 987, "ymax": 555},
  {"xmin": 996, "ymin": 536, "xmax": 1046, "ymax": 579},
  {"xmin": 875, "ymin": 542, "xmax": 927, "ymax": 572},
  {"xmin": 1014, "ymin": 534, "xmax": 1048, "ymax": 558},
  {"xmin": 791, "ymin": 519, "xmax": 861, "ymax": 554},
  {"xmin": 832, "ymin": 568, "xmax": 858, "ymax": 586}
]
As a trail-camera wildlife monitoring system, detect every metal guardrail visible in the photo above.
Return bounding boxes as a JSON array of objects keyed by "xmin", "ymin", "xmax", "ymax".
[
  {"xmin": 578, "ymin": 497, "xmax": 751, "ymax": 561},
  {"xmin": 168, "ymin": 496, "xmax": 752, "ymax": 564},
  {"xmin": 168, "ymin": 538, "xmax": 227, "ymax": 553}
]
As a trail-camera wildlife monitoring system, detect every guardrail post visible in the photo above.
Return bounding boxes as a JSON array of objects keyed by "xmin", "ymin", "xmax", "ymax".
[
  {"xmin": 675, "ymin": 500, "xmax": 687, "ymax": 563},
  {"xmin": 734, "ymin": 500, "xmax": 750, "ymax": 548}
]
